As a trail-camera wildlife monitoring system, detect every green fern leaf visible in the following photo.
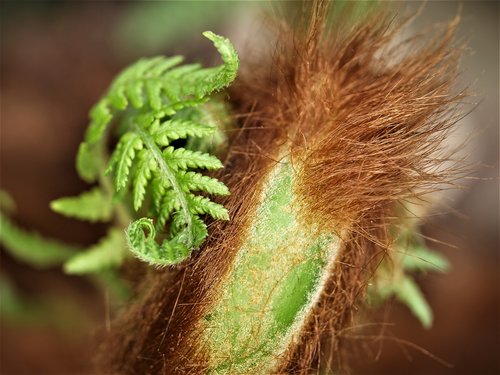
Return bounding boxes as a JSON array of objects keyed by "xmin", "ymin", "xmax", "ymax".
[
  {"xmin": 200, "ymin": 31, "xmax": 239, "ymax": 90},
  {"xmin": 133, "ymin": 149, "xmax": 156, "ymax": 211},
  {"xmin": 107, "ymin": 132, "xmax": 144, "ymax": 191},
  {"xmin": 187, "ymin": 195, "xmax": 229, "ymax": 220},
  {"xmin": 64, "ymin": 229, "xmax": 126, "ymax": 274},
  {"xmin": 190, "ymin": 216, "xmax": 209, "ymax": 247},
  {"xmin": 65, "ymin": 31, "xmax": 238, "ymax": 267},
  {"xmin": 152, "ymin": 119, "xmax": 216, "ymax": 146},
  {"xmin": 368, "ymin": 227, "xmax": 449, "ymax": 329},
  {"xmin": 145, "ymin": 80, "xmax": 162, "ymax": 111},
  {"xmin": 76, "ymin": 142, "xmax": 100, "ymax": 183},
  {"xmin": 50, "ymin": 187, "xmax": 113, "ymax": 223},
  {"xmin": 82, "ymin": 32, "xmax": 237, "ymax": 146},
  {"xmin": 155, "ymin": 189, "xmax": 179, "ymax": 231},
  {"xmin": 85, "ymin": 100, "xmax": 113, "ymax": 145},
  {"xmin": 402, "ymin": 245, "xmax": 450, "ymax": 272},
  {"xmin": 0, "ymin": 212, "xmax": 78, "ymax": 268},
  {"xmin": 126, "ymin": 218, "xmax": 161, "ymax": 264},
  {"xmin": 163, "ymin": 147, "xmax": 223, "ymax": 171},
  {"xmin": 177, "ymin": 171, "xmax": 230, "ymax": 195},
  {"xmin": 184, "ymin": 100, "xmax": 232, "ymax": 154},
  {"xmin": 108, "ymin": 56, "xmax": 185, "ymax": 111},
  {"xmin": 394, "ymin": 276, "xmax": 433, "ymax": 329},
  {"xmin": 126, "ymin": 218, "xmax": 190, "ymax": 266},
  {"xmin": 169, "ymin": 213, "xmax": 207, "ymax": 248},
  {"xmin": 150, "ymin": 176, "xmax": 166, "ymax": 211}
]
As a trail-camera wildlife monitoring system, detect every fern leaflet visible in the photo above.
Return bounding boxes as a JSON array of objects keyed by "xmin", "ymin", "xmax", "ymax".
[
  {"xmin": 0, "ymin": 212, "xmax": 78, "ymax": 268},
  {"xmin": 63, "ymin": 229, "xmax": 126, "ymax": 274},
  {"xmin": 368, "ymin": 228, "xmax": 449, "ymax": 329},
  {"xmin": 393, "ymin": 276, "xmax": 433, "ymax": 329},
  {"xmin": 50, "ymin": 187, "xmax": 113, "ymax": 223},
  {"xmin": 402, "ymin": 245, "xmax": 450, "ymax": 272}
]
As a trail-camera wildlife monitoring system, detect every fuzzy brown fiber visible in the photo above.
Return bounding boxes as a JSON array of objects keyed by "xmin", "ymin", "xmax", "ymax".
[{"xmin": 98, "ymin": 1, "xmax": 464, "ymax": 374}]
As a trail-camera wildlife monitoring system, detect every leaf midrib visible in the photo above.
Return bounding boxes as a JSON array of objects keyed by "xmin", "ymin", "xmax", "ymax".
[{"xmin": 133, "ymin": 124, "xmax": 194, "ymax": 248}]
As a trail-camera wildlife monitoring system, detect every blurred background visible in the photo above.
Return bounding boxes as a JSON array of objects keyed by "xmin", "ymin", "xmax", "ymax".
[{"xmin": 0, "ymin": 1, "xmax": 498, "ymax": 374}]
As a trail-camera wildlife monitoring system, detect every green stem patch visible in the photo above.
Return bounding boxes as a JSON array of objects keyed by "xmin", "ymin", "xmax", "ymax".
[{"xmin": 199, "ymin": 160, "xmax": 340, "ymax": 374}]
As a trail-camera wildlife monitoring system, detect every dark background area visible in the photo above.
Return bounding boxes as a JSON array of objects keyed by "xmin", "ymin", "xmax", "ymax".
[{"xmin": 0, "ymin": 1, "xmax": 498, "ymax": 374}]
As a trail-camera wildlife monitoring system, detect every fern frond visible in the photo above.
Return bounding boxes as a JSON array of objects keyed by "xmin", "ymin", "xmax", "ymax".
[
  {"xmin": 50, "ymin": 187, "xmax": 113, "ymax": 223},
  {"xmin": 186, "ymin": 195, "xmax": 229, "ymax": 220},
  {"xmin": 0, "ymin": 212, "xmax": 78, "ymax": 268},
  {"xmin": 107, "ymin": 56, "xmax": 184, "ymax": 110},
  {"xmin": 163, "ymin": 147, "xmax": 223, "ymax": 171},
  {"xmin": 177, "ymin": 171, "xmax": 230, "ymax": 195},
  {"xmin": 107, "ymin": 132, "xmax": 144, "ymax": 191},
  {"xmin": 76, "ymin": 142, "xmax": 101, "ymax": 183},
  {"xmin": 114, "ymin": 130, "xmax": 228, "ymax": 257},
  {"xmin": 126, "ymin": 218, "xmax": 190, "ymax": 266},
  {"xmin": 150, "ymin": 176, "xmax": 166, "ymax": 211},
  {"xmin": 86, "ymin": 101, "xmax": 113, "ymax": 145},
  {"xmin": 152, "ymin": 119, "xmax": 216, "ymax": 146},
  {"xmin": 201, "ymin": 31, "xmax": 239, "ymax": 89},
  {"xmin": 110, "ymin": 34, "xmax": 235, "ymax": 264},
  {"xmin": 368, "ymin": 229, "xmax": 449, "ymax": 329},
  {"xmin": 82, "ymin": 32, "xmax": 238, "ymax": 147},
  {"xmin": 63, "ymin": 229, "xmax": 126, "ymax": 274},
  {"xmin": 133, "ymin": 149, "xmax": 156, "ymax": 211},
  {"xmin": 184, "ymin": 100, "xmax": 232, "ymax": 154},
  {"xmin": 394, "ymin": 276, "xmax": 433, "ymax": 329},
  {"xmin": 154, "ymin": 189, "xmax": 178, "ymax": 231},
  {"xmin": 67, "ymin": 31, "xmax": 238, "ymax": 267},
  {"xmin": 402, "ymin": 245, "xmax": 450, "ymax": 272},
  {"xmin": 188, "ymin": 216, "xmax": 209, "ymax": 247}
]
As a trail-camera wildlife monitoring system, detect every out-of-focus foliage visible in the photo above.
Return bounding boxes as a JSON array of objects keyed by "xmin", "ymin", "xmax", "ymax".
[
  {"xmin": 368, "ymin": 230, "xmax": 450, "ymax": 329},
  {"xmin": 0, "ymin": 274, "xmax": 90, "ymax": 332},
  {"xmin": 0, "ymin": 191, "xmax": 78, "ymax": 269},
  {"xmin": 114, "ymin": 1, "xmax": 249, "ymax": 56}
]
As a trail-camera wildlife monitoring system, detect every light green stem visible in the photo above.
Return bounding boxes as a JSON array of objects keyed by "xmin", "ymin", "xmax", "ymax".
[{"xmin": 198, "ymin": 159, "xmax": 341, "ymax": 374}]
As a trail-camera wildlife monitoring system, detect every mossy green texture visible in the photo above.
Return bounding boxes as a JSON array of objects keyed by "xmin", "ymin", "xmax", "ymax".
[{"xmin": 201, "ymin": 161, "xmax": 339, "ymax": 374}]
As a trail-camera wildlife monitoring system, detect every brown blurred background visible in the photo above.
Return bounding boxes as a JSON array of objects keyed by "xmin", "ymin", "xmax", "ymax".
[{"xmin": 0, "ymin": 1, "xmax": 498, "ymax": 374}]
